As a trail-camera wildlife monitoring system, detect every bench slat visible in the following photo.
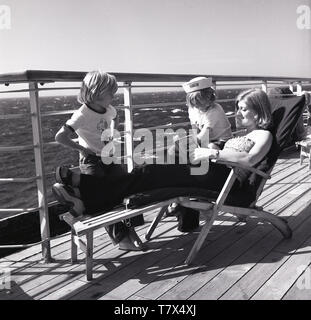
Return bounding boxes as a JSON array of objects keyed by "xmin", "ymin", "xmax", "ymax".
[{"xmin": 69, "ymin": 198, "xmax": 180, "ymax": 236}]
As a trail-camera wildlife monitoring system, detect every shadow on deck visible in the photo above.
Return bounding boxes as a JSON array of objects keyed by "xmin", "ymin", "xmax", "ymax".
[{"xmin": 1, "ymin": 151, "xmax": 311, "ymax": 300}]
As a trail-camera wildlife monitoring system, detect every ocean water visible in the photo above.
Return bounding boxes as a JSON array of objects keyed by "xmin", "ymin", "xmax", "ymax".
[{"xmin": 0, "ymin": 87, "xmax": 258, "ymax": 218}]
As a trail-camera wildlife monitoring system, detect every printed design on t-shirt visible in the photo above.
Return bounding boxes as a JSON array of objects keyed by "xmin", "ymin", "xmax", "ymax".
[
  {"xmin": 97, "ymin": 119, "xmax": 109, "ymax": 133},
  {"xmin": 195, "ymin": 120, "xmax": 204, "ymax": 130}
]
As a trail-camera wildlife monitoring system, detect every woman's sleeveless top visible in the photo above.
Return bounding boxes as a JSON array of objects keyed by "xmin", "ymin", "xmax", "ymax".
[{"xmin": 223, "ymin": 135, "xmax": 255, "ymax": 153}]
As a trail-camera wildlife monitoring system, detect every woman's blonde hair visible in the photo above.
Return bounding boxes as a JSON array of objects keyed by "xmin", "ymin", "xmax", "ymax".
[
  {"xmin": 235, "ymin": 89, "xmax": 273, "ymax": 130},
  {"xmin": 186, "ymin": 87, "xmax": 216, "ymax": 110},
  {"xmin": 78, "ymin": 71, "xmax": 118, "ymax": 105}
]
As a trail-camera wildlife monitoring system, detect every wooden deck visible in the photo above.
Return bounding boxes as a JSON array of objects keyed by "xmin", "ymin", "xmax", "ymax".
[{"xmin": 1, "ymin": 150, "xmax": 311, "ymax": 300}]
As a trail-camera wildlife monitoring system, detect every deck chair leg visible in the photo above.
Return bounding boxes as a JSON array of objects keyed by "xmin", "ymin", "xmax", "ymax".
[
  {"xmin": 256, "ymin": 210, "xmax": 292, "ymax": 238},
  {"xmin": 86, "ymin": 231, "xmax": 94, "ymax": 281},
  {"xmin": 71, "ymin": 229, "xmax": 78, "ymax": 264},
  {"xmin": 230, "ymin": 213, "xmax": 247, "ymax": 222},
  {"xmin": 145, "ymin": 206, "xmax": 168, "ymax": 240},
  {"xmin": 185, "ymin": 209, "xmax": 216, "ymax": 265}
]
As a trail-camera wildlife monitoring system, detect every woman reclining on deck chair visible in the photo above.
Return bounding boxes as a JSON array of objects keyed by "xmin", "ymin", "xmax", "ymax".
[{"xmin": 52, "ymin": 88, "xmax": 287, "ymax": 241}]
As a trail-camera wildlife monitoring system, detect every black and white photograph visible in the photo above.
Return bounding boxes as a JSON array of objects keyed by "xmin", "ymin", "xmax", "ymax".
[{"xmin": 0, "ymin": 0, "xmax": 311, "ymax": 306}]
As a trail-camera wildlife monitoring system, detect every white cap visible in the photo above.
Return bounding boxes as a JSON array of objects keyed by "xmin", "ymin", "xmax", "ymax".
[{"xmin": 182, "ymin": 77, "xmax": 213, "ymax": 93}]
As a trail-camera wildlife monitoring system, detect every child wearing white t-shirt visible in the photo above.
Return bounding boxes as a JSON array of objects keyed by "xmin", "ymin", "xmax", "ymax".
[
  {"xmin": 56, "ymin": 71, "xmax": 122, "ymax": 176},
  {"xmin": 184, "ymin": 77, "xmax": 232, "ymax": 149},
  {"xmin": 54, "ymin": 71, "xmax": 145, "ymax": 251}
]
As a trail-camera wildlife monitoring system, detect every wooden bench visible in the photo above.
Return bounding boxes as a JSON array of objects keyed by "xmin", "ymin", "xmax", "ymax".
[
  {"xmin": 59, "ymin": 196, "xmax": 211, "ymax": 281},
  {"xmin": 60, "ymin": 198, "xmax": 185, "ymax": 280}
]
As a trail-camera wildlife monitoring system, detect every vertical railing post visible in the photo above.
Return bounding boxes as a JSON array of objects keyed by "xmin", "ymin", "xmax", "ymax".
[
  {"xmin": 296, "ymin": 81, "xmax": 302, "ymax": 95},
  {"xmin": 29, "ymin": 82, "xmax": 51, "ymax": 262},
  {"xmin": 123, "ymin": 81, "xmax": 134, "ymax": 172},
  {"xmin": 261, "ymin": 80, "xmax": 268, "ymax": 93}
]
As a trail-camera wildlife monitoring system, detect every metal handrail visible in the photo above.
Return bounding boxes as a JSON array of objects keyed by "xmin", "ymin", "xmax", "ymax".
[
  {"xmin": 0, "ymin": 144, "xmax": 35, "ymax": 152},
  {"xmin": 0, "ymin": 176, "xmax": 38, "ymax": 183},
  {"xmin": 0, "ymin": 207, "xmax": 41, "ymax": 213},
  {"xmin": 1, "ymin": 70, "xmax": 311, "ymax": 84}
]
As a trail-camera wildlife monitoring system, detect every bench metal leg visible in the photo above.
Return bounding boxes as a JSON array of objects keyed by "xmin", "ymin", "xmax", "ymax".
[
  {"xmin": 300, "ymin": 150, "xmax": 303, "ymax": 165},
  {"xmin": 145, "ymin": 206, "xmax": 168, "ymax": 240},
  {"xmin": 86, "ymin": 231, "xmax": 94, "ymax": 281},
  {"xmin": 71, "ymin": 229, "xmax": 78, "ymax": 264}
]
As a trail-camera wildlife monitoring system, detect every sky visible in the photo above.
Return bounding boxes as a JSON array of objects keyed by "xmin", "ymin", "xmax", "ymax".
[{"xmin": 0, "ymin": 0, "xmax": 311, "ymax": 78}]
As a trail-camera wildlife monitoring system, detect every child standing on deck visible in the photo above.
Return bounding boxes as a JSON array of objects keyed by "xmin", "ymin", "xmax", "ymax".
[
  {"xmin": 54, "ymin": 70, "xmax": 145, "ymax": 251},
  {"xmin": 183, "ymin": 77, "xmax": 232, "ymax": 150},
  {"xmin": 55, "ymin": 70, "xmax": 123, "ymax": 177}
]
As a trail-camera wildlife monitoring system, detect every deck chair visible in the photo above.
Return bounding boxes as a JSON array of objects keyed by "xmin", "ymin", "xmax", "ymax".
[
  {"xmin": 124, "ymin": 94, "xmax": 306, "ymax": 264},
  {"xmin": 58, "ymin": 94, "xmax": 306, "ymax": 280}
]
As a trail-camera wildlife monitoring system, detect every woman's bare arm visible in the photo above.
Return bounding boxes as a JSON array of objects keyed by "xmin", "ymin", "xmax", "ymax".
[{"xmin": 193, "ymin": 130, "xmax": 273, "ymax": 166}]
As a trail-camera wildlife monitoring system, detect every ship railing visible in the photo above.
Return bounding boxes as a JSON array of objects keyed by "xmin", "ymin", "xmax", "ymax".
[{"xmin": 0, "ymin": 70, "xmax": 310, "ymax": 262}]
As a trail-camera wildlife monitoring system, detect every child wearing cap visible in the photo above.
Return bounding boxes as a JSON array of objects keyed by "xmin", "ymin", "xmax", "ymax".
[
  {"xmin": 55, "ymin": 70, "xmax": 145, "ymax": 251},
  {"xmin": 183, "ymin": 77, "xmax": 232, "ymax": 149}
]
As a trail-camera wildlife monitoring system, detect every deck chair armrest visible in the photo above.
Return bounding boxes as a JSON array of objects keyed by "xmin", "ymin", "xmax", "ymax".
[{"xmin": 213, "ymin": 159, "xmax": 271, "ymax": 179}]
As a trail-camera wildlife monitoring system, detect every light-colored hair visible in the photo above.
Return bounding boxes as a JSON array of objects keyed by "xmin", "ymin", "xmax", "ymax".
[
  {"xmin": 78, "ymin": 71, "xmax": 118, "ymax": 105},
  {"xmin": 235, "ymin": 89, "xmax": 273, "ymax": 130},
  {"xmin": 186, "ymin": 87, "xmax": 216, "ymax": 110}
]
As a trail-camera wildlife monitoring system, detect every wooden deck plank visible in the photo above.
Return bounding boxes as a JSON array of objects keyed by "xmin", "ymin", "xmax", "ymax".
[
  {"xmin": 30, "ymin": 216, "xmax": 185, "ymax": 299},
  {"xmin": 0, "ymin": 210, "xmax": 160, "ymax": 300},
  {"xmin": 59, "ymin": 215, "xmax": 237, "ymax": 300},
  {"xmin": 185, "ymin": 192, "xmax": 311, "ymax": 300},
  {"xmin": 1, "ymin": 208, "xmax": 158, "ymax": 267},
  {"xmin": 282, "ymin": 263, "xmax": 311, "ymax": 300},
  {"xmin": 220, "ymin": 200, "xmax": 311, "ymax": 300},
  {"xmin": 1, "ymin": 155, "xmax": 310, "ymax": 300},
  {"xmin": 44, "ymin": 223, "xmax": 200, "ymax": 300},
  {"xmin": 155, "ymin": 180, "xmax": 311, "ymax": 300},
  {"xmin": 191, "ymin": 229, "xmax": 278, "ymax": 300},
  {"xmin": 33, "ymin": 222, "xmax": 181, "ymax": 299},
  {"xmin": 0, "ymin": 232, "xmax": 72, "ymax": 265},
  {"xmin": 264, "ymin": 159, "xmax": 301, "ymax": 183},
  {"xmin": 97, "ymin": 215, "xmax": 238, "ymax": 300},
  {"xmin": 39, "ymin": 213, "xmax": 235, "ymax": 300},
  {"xmin": 2, "ymin": 211, "xmax": 170, "ymax": 300},
  {"xmin": 253, "ymin": 237, "xmax": 311, "ymax": 300},
  {"xmin": 258, "ymin": 165, "xmax": 311, "ymax": 207},
  {"xmin": 0, "ymin": 228, "xmax": 115, "ymax": 299},
  {"xmin": 265, "ymin": 159, "xmax": 302, "ymax": 184},
  {"xmin": 139, "ymin": 218, "xmax": 260, "ymax": 300},
  {"xmin": 125, "ymin": 218, "xmax": 249, "ymax": 300},
  {"xmin": 158, "ymin": 221, "xmax": 269, "ymax": 300},
  {"xmin": 251, "ymin": 219, "xmax": 311, "ymax": 299}
]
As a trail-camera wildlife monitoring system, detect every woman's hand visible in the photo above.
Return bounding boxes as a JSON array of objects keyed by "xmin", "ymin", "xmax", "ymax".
[{"xmin": 192, "ymin": 147, "xmax": 218, "ymax": 162}]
